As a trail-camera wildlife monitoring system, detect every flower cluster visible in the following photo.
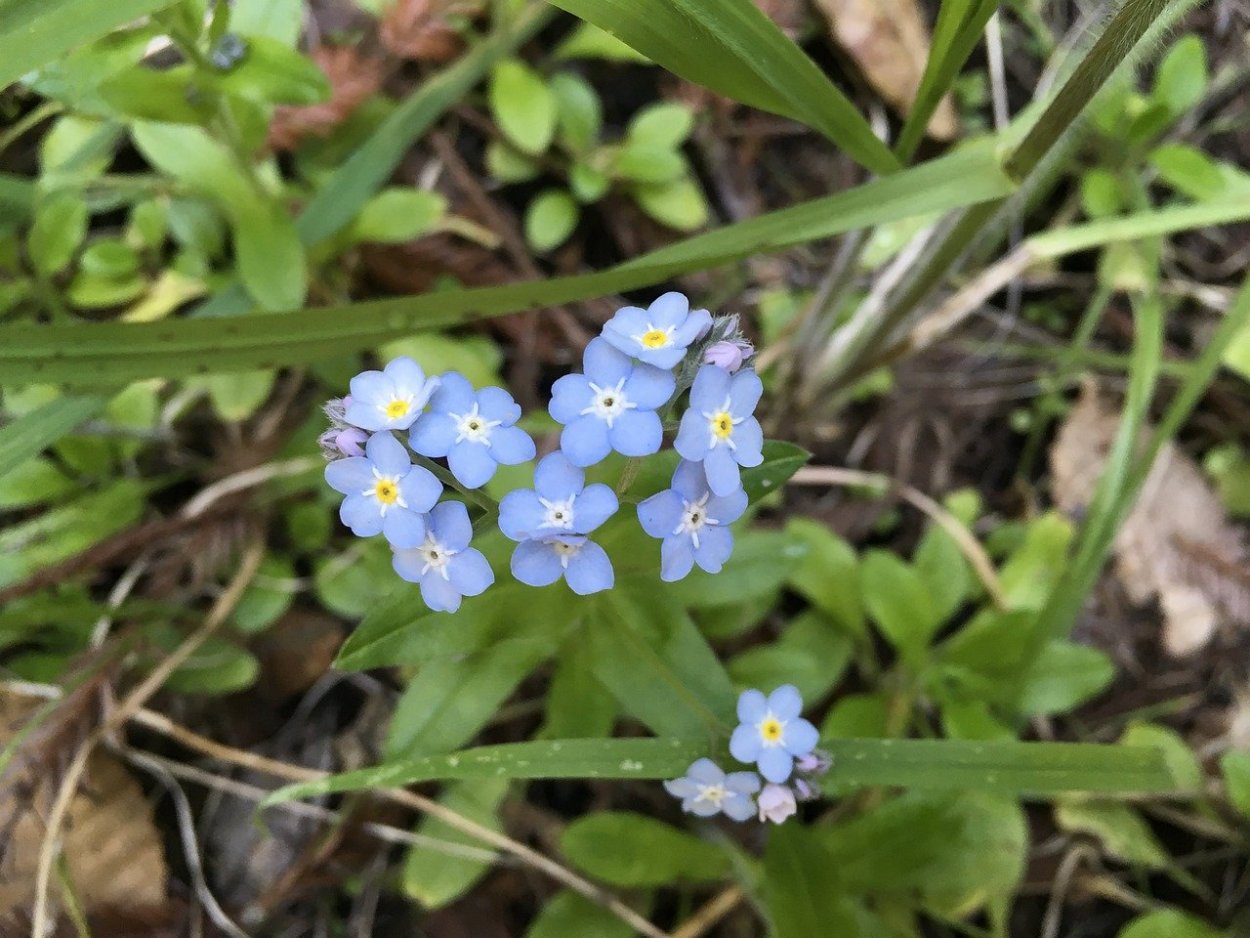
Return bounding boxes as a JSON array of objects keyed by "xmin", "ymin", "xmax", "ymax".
[
  {"xmin": 320, "ymin": 292, "xmax": 760, "ymax": 605},
  {"xmin": 664, "ymin": 685, "xmax": 831, "ymax": 825}
]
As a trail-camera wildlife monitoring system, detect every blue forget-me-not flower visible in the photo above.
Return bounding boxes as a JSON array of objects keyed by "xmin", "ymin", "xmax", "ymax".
[
  {"xmin": 601, "ymin": 292, "xmax": 712, "ymax": 370},
  {"xmin": 729, "ymin": 684, "xmax": 820, "ymax": 784},
  {"xmin": 392, "ymin": 500, "xmax": 494, "ymax": 613},
  {"xmin": 324, "ymin": 432, "xmax": 441, "ymax": 549},
  {"xmin": 663, "ymin": 758, "xmax": 760, "ymax": 822},
  {"xmin": 675, "ymin": 364, "xmax": 764, "ymax": 497},
  {"xmin": 549, "ymin": 338, "xmax": 675, "ymax": 467},
  {"xmin": 637, "ymin": 460, "xmax": 748, "ymax": 581},
  {"xmin": 344, "ymin": 357, "xmax": 440, "ymax": 432},
  {"xmin": 408, "ymin": 372, "xmax": 536, "ymax": 488},
  {"xmin": 499, "ymin": 452, "xmax": 618, "ymax": 594}
]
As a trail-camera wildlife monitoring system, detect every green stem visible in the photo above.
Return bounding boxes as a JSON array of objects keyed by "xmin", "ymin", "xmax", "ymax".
[
  {"xmin": 414, "ymin": 454, "xmax": 499, "ymax": 516},
  {"xmin": 0, "ymin": 101, "xmax": 62, "ymax": 157}
]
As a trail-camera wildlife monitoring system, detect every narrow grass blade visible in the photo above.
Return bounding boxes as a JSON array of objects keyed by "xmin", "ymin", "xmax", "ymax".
[
  {"xmin": 0, "ymin": 395, "xmax": 106, "ymax": 481},
  {"xmin": 0, "ymin": 145, "xmax": 1013, "ymax": 386},
  {"xmin": 1029, "ymin": 200, "xmax": 1250, "ymax": 259},
  {"xmin": 546, "ymin": 0, "xmax": 900, "ymax": 175}
]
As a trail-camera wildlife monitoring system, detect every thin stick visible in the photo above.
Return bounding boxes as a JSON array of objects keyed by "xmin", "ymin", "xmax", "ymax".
[
  {"xmin": 670, "ymin": 885, "xmax": 745, "ymax": 938},
  {"xmin": 789, "ymin": 465, "xmax": 1008, "ymax": 610}
]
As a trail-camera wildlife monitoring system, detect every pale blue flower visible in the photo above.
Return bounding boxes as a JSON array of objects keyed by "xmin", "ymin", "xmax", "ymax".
[
  {"xmin": 408, "ymin": 372, "xmax": 536, "ymax": 488},
  {"xmin": 601, "ymin": 292, "xmax": 712, "ymax": 369},
  {"xmin": 498, "ymin": 452, "xmax": 618, "ymax": 540},
  {"xmin": 345, "ymin": 357, "xmax": 440, "ymax": 432},
  {"xmin": 392, "ymin": 501, "xmax": 494, "ymax": 613},
  {"xmin": 549, "ymin": 338, "xmax": 675, "ymax": 467},
  {"xmin": 663, "ymin": 758, "xmax": 760, "ymax": 822},
  {"xmin": 324, "ymin": 432, "xmax": 441, "ymax": 548},
  {"xmin": 509, "ymin": 534, "xmax": 614, "ymax": 595},
  {"xmin": 756, "ymin": 783, "xmax": 797, "ymax": 824},
  {"xmin": 674, "ymin": 365, "xmax": 764, "ymax": 496},
  {"xmin": 637, "ymin": 460, "xmax": 748, "ymax": 581},
  {"xmin": 728, "ymin": 685, "xmax": 820, "ymax": 784}
]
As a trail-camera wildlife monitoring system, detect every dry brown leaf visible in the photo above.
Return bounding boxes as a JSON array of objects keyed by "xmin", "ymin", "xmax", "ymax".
[
  {"xmin": 1049, "ymin": 384, "xmax": 1248, "ymax": 656},
  {"xmin": 0, "ymin": 690, "xmax": 168, "ymax": 921},
  {"xmin": 755, "ymin": 0, "xmax": 809, "ymax": 38},
  {"xmin": 380, "ymin": 0, "xmax": 483, "ymax": 62},
  {"xmin": 268, "ymin": 45, "xmax": 386, "ymax": 152},
  {"xmin": 814, "ymin": 0, "xmax": 959, "ymax": 141}
]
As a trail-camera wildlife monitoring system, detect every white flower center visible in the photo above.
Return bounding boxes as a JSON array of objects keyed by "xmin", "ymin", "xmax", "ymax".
[
  {"xmin": 450, "ymin": 403, "xmax": 501, "ymax": 445},
  {"xmin": 581, "ymin": 378, "xmax": 636, "ymax": 428},
  {"xmin": 416, "ymin": 534, "xmax": 457, "ymax": 580},
  {"xmin": 672, "ymin": 493, "xmax": 719, "ymax": 550},
  {"xmin": 539, "ymin": 495, "xmax": 577, "ymax": 530},
  {"xmin": 703, "ymin": 395, "xmax": 742, "ymax": 449},
  {"xmin": 694, "ymin": 782, "xmax": 727, "ymax": 806},
  {"xmin": 551, "ymin": 539, "xmax": 582, "ymax": 569},
  {"xmin": 363, "ymin": 468, "xmax": 408, "ymax": 516},
  {"xmin": 634, "ymin": 324, "xmax": 675, "ymax": 350},
  {"xmin": 757, "ymin": 712, "xmax": 786, "ymax": 748}
]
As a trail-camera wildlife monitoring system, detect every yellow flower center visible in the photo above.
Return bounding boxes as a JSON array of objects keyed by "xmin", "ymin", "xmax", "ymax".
[
  {"xmin": 760, "ymin": 718, "xmax": 783, "ymax": 742},
  {"xmin": 711, "ymin": 412, "xmax": 734, "ymax": 439},
  {"xmin": 374, "ymin": 480, "xmax": 399, "ymax": 505},
  {"xmin": 385, "ymin": 398, "xmax": 410, "ymax": 420},
  {"xmin": 640, "ymin": 328, "xmax": 670, "ymax": 349}
]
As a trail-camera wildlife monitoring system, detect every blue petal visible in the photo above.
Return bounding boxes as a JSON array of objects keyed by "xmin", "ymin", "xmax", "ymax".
[
  {"xmin": 366, "ymin": 432, "xmax": 410, "ymax": 476},
  {"xmin": 692, "ymin": 525, "xmax": 733, "ymax": 574},
  {"xmin": 489, "ymin": 426, "xmax": 536, "ymax": 465},
  {"xmin": 510, "ymin": 540, "xmax": 563, "ymax": 587},
  {"xmin": 399, "ymin": 465, "xmax": 442, "ymax": 513},
  {"xmin": 623, "ymin": 363, "xmax": 676, "ymax": 410},
  {"xmin": 721, "ymin": 793, "xmax": 756, "ymax": 822},
  {"xmin": 639, "ymin": 346, "xmax": 687, "ymax": 370},
  {"xmin": 325, "ymin": 456, "xmax": 372, "ymax": 495},
  {"xmin": 674, "ymin": 411, "xmax": 710, "ymax": 462},
  {"xmin": 689, "ymin": 363, "xmax": 731, "ymax": 411},
  {"xmin": 344, "ymin": 399, "xmax": 385, "ymax": 432},
  {"xmin": 728, "ymin": 369, "xmax": 764, "ymax": 416},
  {"xmin": 391, "ymin": 548, "xmax": 424, "ymax": 583},
  {"xmin": 704, "ymin": 446, "xmax": 742, "ymax": 497},
  {"xmin": 608, "ymin": 409, "xmax": 662, "ymax": 457},
  {"xmin": 564, "ymin": 540, "xmax": 613, "ymax": 595},
  {"xmin": 428, "ymin": 371, "xmax": 475, "ymax": 414},
  {"xmin": 448, "ymin": 548, "xmax": 494, "ymax": 597},
  {"xmin": 726, "ymin": 771, "xmax": 762, "ymax": 795},
  {"xmin": 340, "ymin": 493, "xmax": 382, "ymax": 536},
  {"xmin": 573, "ymin": 483, "xmax": 618, "ymax": 533},
  {"xmin": 600, "ymin": 307, "xmax": 651, "ymax": 357},
  {"xmin": 498, "ymin": 489, "xmax": 548, "ymax": 541},
  {"xmin": 660, "ymin": 537, "xmax": 696, "ymax": 581},
  {"xmin": 737, "ymin": 689, "xmax": 768, "ymax": 723},
  {"xmin": 428, "ymin": 500, "xmax": 472, "ymax": 551},
  {"xmin": 671, "ymin": 306, "xmax": 712, "ymax": 344},
  {"xmin": 785, "ymin": 718, "xmax": 820, "ymax": 756},
  {"xmin": 549, "ymin": 373, "xmax": 592, "ymax": 425},
  {"xmin": 671, "ymin": 459, "xmax": 709, "ymax": 501},
  {"xmin": 688, "ymin": 798, "xmax": 721, "ymax": 817},
  {"xmin": 408, "ymin": 412, "xmax": 457, "ymax": 457},
  {"xmin": 733, "ymin": 417, "xmax": 765, "ymax": 468},
  {"xmin": 582, "ymin": 337, "xmax": 632, "ymax": 386},
  {"xmin": 534, "ymin": 452, "xmax": 584, "ymax": 501},
  {"xmin": 348, "ymin": 370, "xmax": 389, "ymax": 407},
  {"xmin": 382, "ymin": 507, "xmax": 426, "ymax": 549},
  {"xmin": 708, "ymin": 488, "xmax": 748, "ymax": 525},
  {"xmin": 686, "ymin": 758, "xmax": 724, "ymax": 784},
  {"xmin": 420, "ymin": 572, "xmax": 462, "ymax": 613},
  {"xmin": 647, "ymin": 291, "xmax": 689, "ymax": 328},
  {"xmin": 385, "ymin": 356, "xmax": 428, "ymax": 395},
  {"xmin": 729, "ymin": 724, "xmax": 762, "ymax": 763},
  {"xmin": 560, "ymin": 416, "xmax": 612, "ymax": 467},
  {"xmin": 448, "ymin": 440, "xmax": 497, "ymax": 488},
  {"xmin": 664, "ymin": 778, "xmax": 699, "ymax": 799},
  {"xmin": 769, "ymin": 684, "xmax": 804, "ymax": 721},
  {"xmin": 758, "ymin": 747, "xmax": 793, "ymax": 784},
  {"xmin": 637, "ymin": 490, "xmax": 683, "ymax": 539},
  {"xmin": 477, "ymin": 386, "xmax": 522, "ymax": 425}
]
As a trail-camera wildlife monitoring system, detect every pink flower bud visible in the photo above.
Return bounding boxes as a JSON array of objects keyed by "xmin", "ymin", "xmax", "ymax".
[
  {"xmin": 703, "ymin": 339, "xmax": 754, "ymax": 373},
  {"xmin": 757, "ymin": 783, "xmax": 797, "ymax": 824}
]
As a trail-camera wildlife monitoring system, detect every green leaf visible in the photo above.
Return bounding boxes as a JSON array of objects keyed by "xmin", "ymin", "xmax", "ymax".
[
  {"xmin": 165, "ymin": 636, "xmax": 259, "ymax": 695},
  {"xmin": 81, "ymin": 240, "xmax": 140, "ymax": 279},
  {"xmin": 627, "ymin": 102, "xmax": 694, "ymax": 149},
  {"xmin": 1221, "ymin": 750, "xmax": 1250, "ymax": 819},
  {"xmin": 233, "ymin": 198, "xmax": 307, "ymax": 311},
  {"xmin": 215, "ymin": 35, "xmax": 330, "ymax": 105},
  {"xmin": 99, "ymin": 66, "xmax": 217, "ymax": 124},
  {"xmin": 350, "ymin": 188, "xmax": 448, "ymax": 244},
  {"xmin": 526, "ymin": 891, "xmax": 635, "ymax": 938},
  {"xmin": 547, "ymin": 0, "xmax": 900, "ymax": 175},
  {"xmin": 820, "ymin": 738, "xmax": 1175, "ymax": 795},
  {"xmin": 1014, "ymin": 640, "xmax": 1114, "ymax": 717},
  {"xmin": 525, "ymin": 190, "xmax": 579, "ymax": 252},
  {"xmin": 28, "ymin": 191, "xmax": 88, "ymax": 275},
  {"xmin": 490, "ymin": 59, "xmax": 556, "ymax": 156},
  {"xmin": 633, "ymin": 176, "xmax": 709, "ymax": 230},
  {"xmin": 262, "ymin": 737, "xmax": 709, "ymax": 805},
  {"xmin": 553, "ymin": 21, "xmax": 651, "ymax": 63},
  {"xmin": 1153, "ymin": 35, "xmax": 1207, "ymax": 115},
  {"xmin": 231, "ymin": 556, "xmax": 297, "ymax": 633},
  {"xmin": 569, "ymin": 162, "xmax": 609, "ymax": 203},
  {"xmin": 0, "ymin": 395, "xmax": 105, "ymax": 482},
  {"xmin": 728, "ymin": 610, "xmax": 852, "ymax": 703},
  {"xmin": 230, "ymin": 0, "xmax": 303, "ymax": 46},
  {"xmin": 821, "ymin": 693, "xmax": 890, "ymax": 739},
  {"xmin": 741, "ymin": 440, "xmax": 811, "ymax": 503},
  {"xmin": 0, "ymin": 458, "xmax": 76, "ymax": 509},
  {"xmin": 402, "ymin": 779, "xmax": 507, "ymax": 908},
  {"xmin": 561, "ymin": 812, "xmax": 730, "ymax": 886},
  {"xmin": 667, "ymin": 529, "xmax": 802, "ymax": 608},
  {"xmin": 203, "ymin": 368, "xmax": 276, "ymax": 421},
  {"xmin": 1118, "ymin": 910, "xmax": 1225, "ymax": 938},
  {"xmin": 0, "ymin": 144, "xmax": 1015, "ymax": 385},
  {"xmin": 785, "ymin": 518, "xmax": 864, "ymax": 635},
  {"xmin": 860, "ymin": 550, "xmax": 943, "ymax": 663},
  {"xmin": 541, "ymin": 639, "xmax": 616, "ymax": 739},
  {"xmin": 1055, "ymin": 799, "xmax": 1169, "ymax": 868},
  {"xmin": 0, "ymin": 0, "xmax": 176, "ymax": 91},
  {"xmin": 314, "ymin": 545, "xmax": 400, "ymax": 620},
  {"xmin": 1120, "ymin": 722, "xmax": 1202, "ymax": 794},
  {"xmin": 485, "ymin": 140, "xmax": 541, "ymax": 183},
  {"xmin": 1149, "ymin": 143, "xmax": 1227, "ymax": 201},
  {"xmin": 550, "ymin": 72, "xmax": 601, "ymax": 153},
  {"xmin": 613, "ymin": 145, "xmax": 685, "ymax": 184},
  {"xmin": 914, "ymin": 507, "xmax": 975, "ymax": 621},
  {"xmin": 765, "ymin": 825, "xmax": 860, "ymax": 938}
]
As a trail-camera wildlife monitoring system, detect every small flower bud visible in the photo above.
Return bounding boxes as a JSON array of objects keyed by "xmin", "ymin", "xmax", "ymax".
[
  {"xmin": 318, "ymin": 426, "xmax": 367, "ymax": 460},
  {"xmin": 793, "ymin": 778, "xmax": 821, "ymax": 802},
  {"xmin": 757, "ymin": 783, "xmax": 797, "ymax": 824},
  {"xmin": 324, "ymin": 396, "xmax": 350, "ymax": 427},
  {"xmin": 795, "ymin": 749, "xmax": 832, "ymax": 776},
  {"xmin": 703, "ymin": 339, "xmax": 754, "ymax": 373}
]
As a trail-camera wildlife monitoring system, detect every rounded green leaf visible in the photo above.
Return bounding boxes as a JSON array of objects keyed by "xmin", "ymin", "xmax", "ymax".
[
  {"xmin": 627, "ymin": 102, "xmax": 694, "ymax": 148},
  {"xmin": 1153, "ymin": 35, "xmax": 1207, "ymax": 115},
  {"xmin": 67, "ymin": 272, "xmax": 146, "ymax": 308},
  {"xmin": 1119, "ymin": 910, "xmax": 1224, "ymax": 938},
  {"xmin": 525, "ymin": 190, "xmax": 579, "ymax": 252},
  {"xmin": 633, "ymin": 177, "xmax": 709, "ymax": 231},
  {"xmin": 80, "ymin": 240, "xmax": 140, "ymax": 279},
  {"xmin": 204, "ymin": 368, "xmax": 276, "ymax": 422},
  {"xmin": 569, "ymin": 162, "xmax": 610, "ymax": 203},
  {"xmin": 551, "ymin": 72, "xmax": 602, "ymax": 154},
  {"xmin": 489, "ymin": 60, "xmax": 556, "ymax": 156},
  {"xmin": 485, "ymin": 140, "xmax": 541, "ymax": 183},
  {"xmin": 612, "ymin": 145, "xmax": 686, "ymax": 184},
  {"xmin": 560, "ymin": 812, "xmax": 730, "ymax": 886},
  {"xmin": 28, "ymin": 192, "xmax": 88, "ymax": 276},
  {"xmin": 216, "ymin": 35, "xmax": 331, "ymax": 105},
  {"xmin": 351, "ymin": 188, "xmax": 448, "ymax": 244}
]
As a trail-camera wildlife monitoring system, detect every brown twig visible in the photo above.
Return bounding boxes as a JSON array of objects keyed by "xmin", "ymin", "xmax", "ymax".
[{"xmin": 670, "ymin": 885, "xmax": 746, "ymax": 938}]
